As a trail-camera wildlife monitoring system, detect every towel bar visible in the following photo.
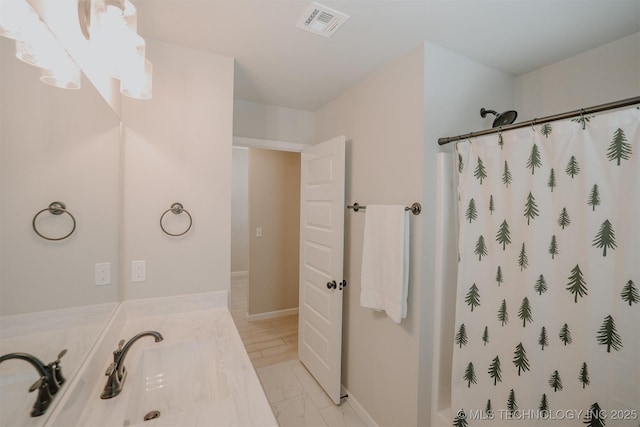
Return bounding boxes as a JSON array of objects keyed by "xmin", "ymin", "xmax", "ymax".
[{"xmin": 347, "ymin": 202, "xmax": 421, "ymax": 215}]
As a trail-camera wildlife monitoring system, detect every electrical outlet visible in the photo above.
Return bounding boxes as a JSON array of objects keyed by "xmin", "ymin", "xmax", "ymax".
[
  {"xmin": 95, "ymin": 263, "xmax": 111, "ymax": 286},
  {"xmin": 131, "ymin": 260, "xmax": 146, "ymax": 282}
]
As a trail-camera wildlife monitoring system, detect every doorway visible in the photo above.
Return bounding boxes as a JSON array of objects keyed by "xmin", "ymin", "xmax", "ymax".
[
  {"xmin": 231, "ymin": 137, "xmax": 348, "ymax": 409},
  {"xmin": 231, "ymin": 145, "xmax": 301, "ymax": 369}
]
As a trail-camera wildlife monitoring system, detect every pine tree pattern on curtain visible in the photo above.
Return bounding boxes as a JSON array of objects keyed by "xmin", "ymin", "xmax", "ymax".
[{"xmin": 452, "ymin": 107, "xmax": 640, "ymax": 426}]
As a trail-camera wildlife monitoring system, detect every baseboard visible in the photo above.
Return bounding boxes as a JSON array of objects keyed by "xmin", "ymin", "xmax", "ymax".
[
  {"xmin": 246, "ymin": 307, "xmax": 298, "ymax": 321},
  {"xmin": 341, "ymin": 385, "xmax": 380, "ymax": 427}
]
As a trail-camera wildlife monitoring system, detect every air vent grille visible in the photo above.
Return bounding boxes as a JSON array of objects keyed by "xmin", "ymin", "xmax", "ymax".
[{"xmin": 296, "ymin": 2, "xmax": 350, "ymax": 38}]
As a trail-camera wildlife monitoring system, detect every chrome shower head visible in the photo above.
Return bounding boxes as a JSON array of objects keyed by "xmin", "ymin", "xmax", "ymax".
[{"xmin": 481, "ymin": 107, "xmax": 518, "ymax": 128}]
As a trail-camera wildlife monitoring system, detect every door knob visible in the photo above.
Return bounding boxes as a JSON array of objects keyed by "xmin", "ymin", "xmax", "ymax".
[
  {"xmin": 327, "ymin": 280, "xmax": 337, "ymax": 289},
  {"xmin": 339, "ymin": 280, "xmax": 347, "ymax": 290}
]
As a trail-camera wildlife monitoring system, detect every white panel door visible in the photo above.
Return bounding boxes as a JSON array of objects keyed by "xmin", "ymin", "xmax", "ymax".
[{"xmin": 298, "ymin": 135, "xmax": 345, "ymax": 404}]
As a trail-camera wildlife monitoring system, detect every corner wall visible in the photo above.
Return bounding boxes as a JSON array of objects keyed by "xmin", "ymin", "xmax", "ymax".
[
  {"xmin": 421, "ymin": 42, "xmax": 515, "ymax": 426},
  {"xmin": 121, "ymin": 39, "xmax": 234, "ymax": 300}
]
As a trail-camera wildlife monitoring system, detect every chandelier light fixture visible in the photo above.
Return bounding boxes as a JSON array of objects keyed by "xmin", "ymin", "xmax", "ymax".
[
  {"xmin": 78, "ymin": 0, "xmax": 152, "ymax": 99},
  {"xmin": 0, "ymin": 0, "xmax": 82, "ymax": 90},
  {"xmin": 0, "ymin": 0, "xmax": 152, "ymax": 99}
]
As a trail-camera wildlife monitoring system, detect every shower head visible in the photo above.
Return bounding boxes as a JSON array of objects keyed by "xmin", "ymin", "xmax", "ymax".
[{"xmin": 480, "ymin": 108, "xmax": 518, "ymax": 128}]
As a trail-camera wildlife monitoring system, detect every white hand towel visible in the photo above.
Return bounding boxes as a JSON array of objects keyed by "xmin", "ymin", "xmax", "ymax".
[{"xmin": 359, "ymin": 205, "xmax": 410, "ymax": 323}]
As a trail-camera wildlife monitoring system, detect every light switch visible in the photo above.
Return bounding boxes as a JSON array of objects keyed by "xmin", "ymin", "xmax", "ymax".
[{"xmin": 256, "ymin": 227, "xmax": 263, "ymax": 238}]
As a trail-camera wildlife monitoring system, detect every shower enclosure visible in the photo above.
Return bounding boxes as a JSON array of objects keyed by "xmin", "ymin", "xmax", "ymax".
[{"xmin": 436, "ymin": 97, "xmax": 640, "ymax": 426}]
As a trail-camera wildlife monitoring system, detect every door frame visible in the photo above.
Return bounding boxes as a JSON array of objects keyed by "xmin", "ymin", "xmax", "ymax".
[
  {"xmin": 232, "ymin": 135, "xmax": 346, "ymax": 404},
  {"xmin": 232, "ymin": 136, "xmax": 307, "ymax": 317},
  {"xmin": 233, "ymin": 136, "xmax": 309, "ymax": 153}
]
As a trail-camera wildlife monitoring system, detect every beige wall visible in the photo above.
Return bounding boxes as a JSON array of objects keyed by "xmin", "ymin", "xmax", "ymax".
[
  {"xmin": 1, "ymin": 36, "xmax": 235, "ymax": 313},
  {"xmin": 121, "ymin": 39, "xmax": 234, "ymax": 300},
  {"xmin": 315, "ymin": 45, "xmax": 425, "ymax": 427},
  {"xmin": 248, "ymin": 148, "xmax": 300, "ymax": 315},
  {"xmin": 231, "ymin": 147, "xmax": 249, "ymax": 273},
  {"xmin": 0, "ymin": 38, "xmax": 121, "ymax": 314},
  {"xmin": 234, "ymin": 100, "xmax": 315, "ymax": 144},
  {"xmin": 515, "ymin": 32, "xmax": 640, "ymax": 120}
]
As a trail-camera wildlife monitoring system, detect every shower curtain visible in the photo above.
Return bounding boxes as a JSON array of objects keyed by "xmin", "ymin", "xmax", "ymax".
[{"xmin": 451, "ymin": 106, "xmax": 639, "ymax": 427}]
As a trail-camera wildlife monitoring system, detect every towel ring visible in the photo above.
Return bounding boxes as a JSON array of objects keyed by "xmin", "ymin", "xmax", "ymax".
[
  {"xmin": 32, "ymin": 201, "xmax": 76, "ymax": 241},
  {"xmin": 160, "ymin": 202, "xmax": 192, "ymax": 236}
]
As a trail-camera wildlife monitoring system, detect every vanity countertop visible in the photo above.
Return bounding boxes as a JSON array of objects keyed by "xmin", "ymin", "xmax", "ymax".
[
  {"xmin": 0, "ymin": 303, "xmax": 117, "ymax": 427},
  {"xmin": 47, "ymin": 293, "xmax": 278, "ymax": 427}
]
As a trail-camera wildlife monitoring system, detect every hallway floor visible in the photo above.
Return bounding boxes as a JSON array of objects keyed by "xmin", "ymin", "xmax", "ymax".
[
  {"xmin": 230, "ymin": 273, "xmax": 299, "ymax": 368},
  {"xmin": 230, "ymin": 274, "xmax": 368, "ymax": 427}
]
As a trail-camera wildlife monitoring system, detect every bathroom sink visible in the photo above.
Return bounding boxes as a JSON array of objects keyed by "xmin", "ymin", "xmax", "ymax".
[
  {"xmin": 1, "ymin": 372, "xmax": 42, "ymax": 426},
  {"xmin": 122, "ymin": 340, "xmax": 230, "ymax": 426}
]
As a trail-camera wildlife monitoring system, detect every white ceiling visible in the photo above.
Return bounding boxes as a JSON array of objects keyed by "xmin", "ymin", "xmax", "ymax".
[{"xmin": 136, "ymin": 0, "xmax": 640, "ymax": 112}]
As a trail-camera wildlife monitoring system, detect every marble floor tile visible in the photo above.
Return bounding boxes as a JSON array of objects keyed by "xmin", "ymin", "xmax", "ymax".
[
  {"xmin": 318, "ymin": 401, "xmax": 368, "ymax": 427},
  {"xmin": 256, "ymin": 361, "xmax": 305, "ymax": 404},
  {"xmin": 272, "ymin": 394, "xmax": 329, "ymax": 427},
  {"xmin": 256, "ymin": 361, "xmax": 368, "ymax": 427},
  {"xmin": 231, "ymin": 275, "xmax": 368, "ymax": 427},
  {"xmin": 252, "ymin": 349, "xmax": 300, "ymax": 369},
  {"xmin": 288, "ymin": 360, "xmax": 333, "ymax": 410}
]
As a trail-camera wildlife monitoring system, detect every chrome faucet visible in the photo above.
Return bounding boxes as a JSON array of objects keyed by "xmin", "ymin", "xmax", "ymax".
[
  {"xmin": 0, "ymin": 349, "xmax": 67, "ymax": 417},
  {"xmin": 100, "ymin": 331, "xmax": 163, "ymax": 399}
]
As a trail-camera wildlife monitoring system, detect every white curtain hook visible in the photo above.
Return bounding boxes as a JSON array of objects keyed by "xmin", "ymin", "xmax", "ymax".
[{"xmin": 531, "ymin": 119, "xmax": 537, "ymax": 132}]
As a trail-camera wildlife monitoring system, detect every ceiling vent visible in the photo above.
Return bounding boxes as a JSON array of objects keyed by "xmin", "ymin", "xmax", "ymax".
[{"xmin": 296, "ymin": 2, "xmax": 350, "ymax": 38}]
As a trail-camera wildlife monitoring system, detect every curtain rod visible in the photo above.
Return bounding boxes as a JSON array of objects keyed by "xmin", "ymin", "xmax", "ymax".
[{"xmin": 437, "ymin": 96, "xmax": 640, "ymax": 146}]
